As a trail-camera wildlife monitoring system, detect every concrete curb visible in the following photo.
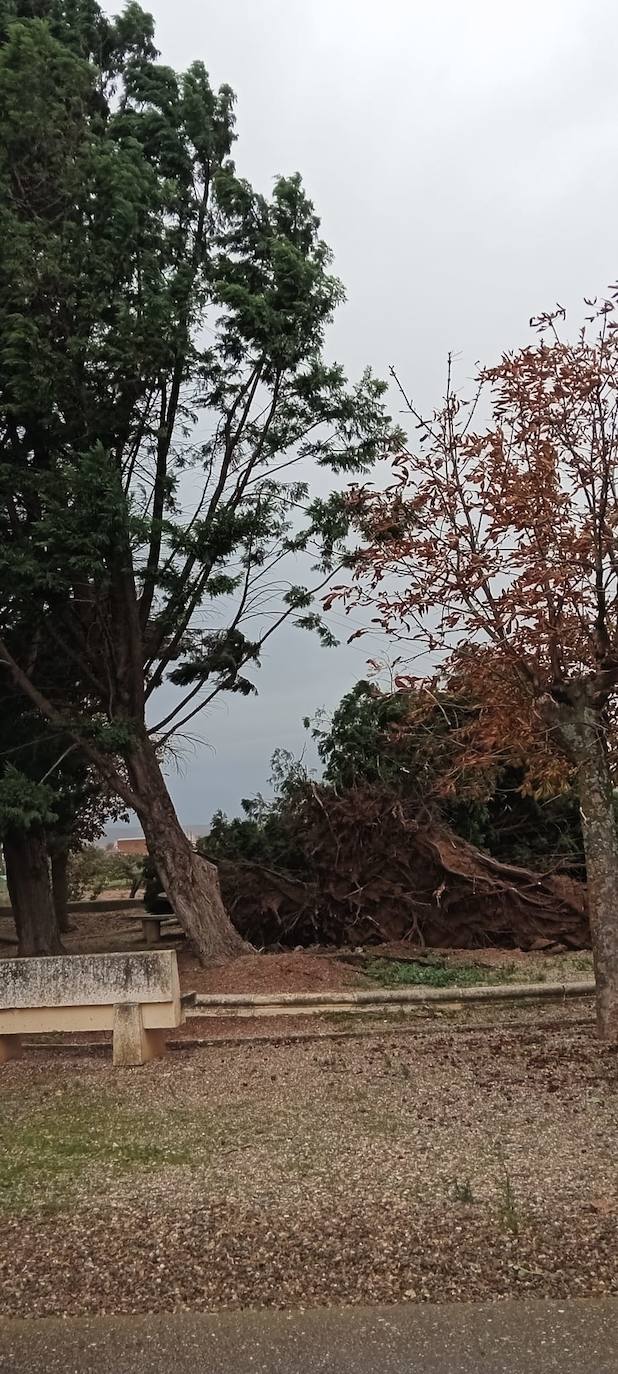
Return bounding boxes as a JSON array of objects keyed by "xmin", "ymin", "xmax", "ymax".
[{"xmin": 193, "ymin": 978, "xmax": 595, "ymax": 1018}]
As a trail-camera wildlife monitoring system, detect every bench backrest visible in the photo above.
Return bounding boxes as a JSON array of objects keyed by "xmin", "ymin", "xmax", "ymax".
[{"xmin": 0, "ymin": 950, "xmax": 181, "ymax": 1034}]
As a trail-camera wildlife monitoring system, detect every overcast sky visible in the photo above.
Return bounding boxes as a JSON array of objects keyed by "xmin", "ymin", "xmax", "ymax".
[{"xmin": 107, "ymin": 0, "xmax": 618, "ymax": 829}]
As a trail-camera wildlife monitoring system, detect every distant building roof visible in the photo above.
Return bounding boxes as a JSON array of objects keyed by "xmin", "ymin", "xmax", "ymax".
[{"xmin": 114, "ymin": 837, "xmax": 148, "ymax": 855}]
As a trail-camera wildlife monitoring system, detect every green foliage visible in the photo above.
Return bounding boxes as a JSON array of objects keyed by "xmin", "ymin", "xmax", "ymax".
[
  {"xmin": 0, "ymin": 764, "xmax": 57, "ymax": 835},
  {"xmin": 168, "ymin": 628, "xmax": 260, "ymax": 696},
  {"xmin": 197, "ymin": 681, "xmax": 587, "ymax": 889},
  {"xmin": 308, "ymin": 680, "xmax": 410, "ymax": 789},
  {"xmin": 363, "ymin": 957, "xmax": 519, "ymax": 989},
  {"xmin": 67, "ymin": 844, "xmax": 144, "ymax": 899},
  {"xmin": 0, "ymin": 670, "xmax": 125, "ymax": 854},
  {"xmin": 309, "ymin": 681, "xmax": 586, "ymax": 873},
  {"xmin": 202, "ymin": 802, "xmax": 298, "ymax": 870},
  {"xmin": 309, "ymin": 681, "xmax": 492, "ymax": 841},
  {"xmin": 466, "ymin": 766, "xmax": 585, "ymax": 872}
]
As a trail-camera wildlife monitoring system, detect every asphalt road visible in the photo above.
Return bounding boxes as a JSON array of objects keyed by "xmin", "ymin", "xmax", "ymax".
[{"xmin": 1, "ymin": 1298, "xmax": 617, "ymax": 1373}]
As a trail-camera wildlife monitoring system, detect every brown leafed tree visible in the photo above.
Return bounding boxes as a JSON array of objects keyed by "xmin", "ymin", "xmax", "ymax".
[{"xmin": 339, "ymin": 295, "xmax": 618, "ymax": 1039}]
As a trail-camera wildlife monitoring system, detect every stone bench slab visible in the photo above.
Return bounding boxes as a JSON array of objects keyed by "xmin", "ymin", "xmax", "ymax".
[{"xmin": 0, "ymin": 950, "xmax": 180, "ymax": 1009}]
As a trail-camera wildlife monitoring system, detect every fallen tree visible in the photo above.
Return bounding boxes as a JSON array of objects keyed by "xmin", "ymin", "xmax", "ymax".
[
  {"xmin": 143, "ymin": 782, "xmax": 588, "ymax": 951},
  {"xmin": 215, "ymin": 803, "xmax": 587, "ymax": 951}
]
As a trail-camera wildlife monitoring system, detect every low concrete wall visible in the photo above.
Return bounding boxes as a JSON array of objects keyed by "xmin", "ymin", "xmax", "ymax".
[
  {"xmin": 195, "ymin": 979, "xmax": 594, "ymax": 1009},
  {"xmin": 68, "ymin": 897, "xmax": 145, "ymax": 914},
  {"xmin": 0, "ymin": 950, "xmax": 180, "ymax": 1010},
  {"xmin": 0, "ymin": 897, "xmax": 145, "ymax": 918}
]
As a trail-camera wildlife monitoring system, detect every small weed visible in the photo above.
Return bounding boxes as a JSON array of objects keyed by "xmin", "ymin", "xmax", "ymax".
[
  {"xmin": 379, "ymin": 1051, "xmax": 412, "ymax": 1081},
  {"xmin": 570, "ymin": 954, "xmax": 594, "ymax": 973},
  {"xmin": 452, "ymin": 1176, "xmax": 475, "ymax": 1203},
  {"xmin": 495, "ymin": 1155, "xmax": 520, "ymax": 1235}
]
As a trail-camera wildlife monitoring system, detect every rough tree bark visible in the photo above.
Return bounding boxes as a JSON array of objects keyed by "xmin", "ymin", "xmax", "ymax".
[
  {"xmin": 555, "ymin": 694, "xmax": 618, "ymax": 1041},
  {"xmin": 125, "ymin": 732, "xmax": 250, "ymax": 964},
  {"xmin": 50, "ymin": 842, "xmax": 71, "ymax": 934},
  {"xmin": 3, "ymin": 824, "xmax": 64, "ymax": 957}
]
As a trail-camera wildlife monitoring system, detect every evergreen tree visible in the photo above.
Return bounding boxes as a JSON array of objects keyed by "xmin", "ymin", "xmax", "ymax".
[{"xmin": 0, "ymin": 1, "xmax": 397, "ymax": 959}]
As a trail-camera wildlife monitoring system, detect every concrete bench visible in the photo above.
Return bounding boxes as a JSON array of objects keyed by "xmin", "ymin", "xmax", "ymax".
[
  {"xmin": 121, "ymin": 912, "xmax": 183, "ymax": 946},
  {"xmin": 0, "ymin": 950, "xmax": 182, "ymax": 1067}
]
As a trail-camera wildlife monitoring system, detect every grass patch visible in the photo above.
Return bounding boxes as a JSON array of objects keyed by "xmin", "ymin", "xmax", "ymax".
[
  {"xmin": 0, "ymin": 1097, "xmax": 193, "ymax": 1214},
  {"xmin": 363, "ymin": 950, "xmax": 595, "ymax": 990},
  {"xmin": 363, "ymin": 958, "xmax": 520, "ymax": 989},
  {"xmin": 0, "ymin": 1088, "xmax": 333, "ymax": 1216},
  {"xmin": 495, "ymin": 1156, "xmax": 521, "ymax": 1235}
]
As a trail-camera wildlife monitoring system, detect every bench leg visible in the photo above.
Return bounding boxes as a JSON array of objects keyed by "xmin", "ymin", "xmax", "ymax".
[
  {"xmin": 142, "ymin": 919, "xmax": 161, "ymax": 946},
  {"xmin": 112, "ymin": 1004, "xmax": 166, "ymax": 1067},
  {"xmin": 0, "ymin": 1034, "xmax": 22, "ymax": 1063}
]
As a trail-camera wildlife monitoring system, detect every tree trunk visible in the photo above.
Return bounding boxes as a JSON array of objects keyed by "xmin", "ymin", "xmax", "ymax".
[
  {"xmin": 50, "ymin": 843, "xmax": 71, "ymax": 934},
  {"xmin": 129, "ymin": 865, "xmax": 144, "ymax": 900},
  {"xmin": 3, "ymin": 825, "xmax": 64, "ymax": 957},
  {"xmin": 125, "ymin": 733, "xmax": 250, "ymax": 964},
  {"xmin": 557, "ymin": 697, "xmax": 618, "ymax": 1040}
]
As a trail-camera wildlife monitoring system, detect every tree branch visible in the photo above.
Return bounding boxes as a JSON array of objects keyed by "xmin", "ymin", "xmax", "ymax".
[{"xmin": 0, "ymin": 639, "xmax": 139, "ymax": 810}]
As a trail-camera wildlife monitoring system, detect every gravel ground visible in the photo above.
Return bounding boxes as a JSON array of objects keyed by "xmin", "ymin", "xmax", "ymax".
[
  {"xmin": 1, "ymin": 1013, "xmax": 617, "ymax": 1317},
  {"xmin": 184, "ymin": 948, "xmax": 364, "ymax": 995}
]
